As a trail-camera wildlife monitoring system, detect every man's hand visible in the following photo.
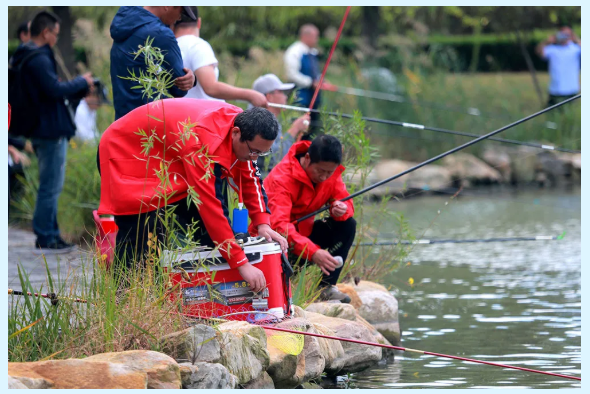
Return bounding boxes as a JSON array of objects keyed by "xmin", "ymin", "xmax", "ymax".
[
  {"xmin": 257, "ymin": 224, "xmax": 288, "ymax": 253},
  {"xmin": 237, "ymin": 263, "xmax": 266, "ymax": 293},
  {"xmin": 248, "ymin": 91, "xmax": 268, "ymax": 108},
  {"xmin": 320, "ymin": 81, "xmax": 338, "ymax": 92},
  {"xmin": 8, "ymin": 146, "xmax": 30, "ymax": 166},
  {"xmin": 311, "ymin": 249, "xmax": 339, "ymax": 275},
  {"xmin": 330, "ymin": 201, "xmax": 347, "ymax": 218},
  {"xmin": 288, "ymin": 114, "xmax": 311, "ymax": 138},
  {"xmin": 82, "ymin": 72, "xmax": 95, "ymax": 92},
  {"xmin": 174, "ymin": 68, "xmax": 196, "ymax": 91}
]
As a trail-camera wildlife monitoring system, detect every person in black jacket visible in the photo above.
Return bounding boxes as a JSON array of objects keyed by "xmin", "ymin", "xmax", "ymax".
[
  {"xmin": 11, "ymin": 10, "xmax": 94, "ymax": 253},
  {"xmin": 109, "ymin": 6, "xmax": 196, "ymax": 120}
]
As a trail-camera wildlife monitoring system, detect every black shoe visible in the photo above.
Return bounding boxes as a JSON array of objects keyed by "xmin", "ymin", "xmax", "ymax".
[
  {"xmin": 319, "ymin": 285, "xmax": 351, "ymax": 304},
  {"xmin": 34, "ymin": 238, "xmax": 76, "ymax": 255}
]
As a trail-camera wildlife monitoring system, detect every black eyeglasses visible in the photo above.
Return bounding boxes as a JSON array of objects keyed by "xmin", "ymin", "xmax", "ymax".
[{"xmin": 246, "ymin": 140, "xmax": 272, "ymax": 157}]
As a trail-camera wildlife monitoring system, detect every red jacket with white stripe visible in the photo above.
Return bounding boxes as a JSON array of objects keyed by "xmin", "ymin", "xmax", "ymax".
[
  {"xmin": 254, "ymin": 141, "xmax": 354, "ymax": 259},
  {"xmin": 98, "ymin": 98, "xmax": 271, "ymax": 269}
]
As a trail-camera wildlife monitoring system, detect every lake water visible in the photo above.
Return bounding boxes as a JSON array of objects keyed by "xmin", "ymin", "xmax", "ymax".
[{"xmin": 349, "ymin": 188, "xmax": 581, "ymax": 389}]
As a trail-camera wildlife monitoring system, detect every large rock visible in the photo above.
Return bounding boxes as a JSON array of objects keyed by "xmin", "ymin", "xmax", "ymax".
[
  {"xmin": 160, "ymin": 324, "xmax": 221, "ymax": 364},
  {"xmin": 305, "ymin": 301, "xmax": 393, "ymax": 348},
  {"xmin": 441, "ymin": 153, "xmax": 502, "ymax": 185},
  {"xmin": 304, "ymin": 311, "xmax": 382, "ymax": 375},
  {"xmin": 8, "ymin": 360, "xmax": 148, "ymax": 389},
  {"xmin": 85, "ymin": 350, "xmax": 180, "ymax": 389},
  {"xmin": 216, "ymin": 321, "xmax": 270, "ymax": 385},
  {"xmin": 242, "ymin": 371, "xmax": 275, "ymax": 389},
  {"xmin": 373, "ymin": 160, "xmax": 453, "ymax": 194},
  {"xmin": 354, "ymin": 281, "xmax": 401, "ymax": 346},
  {"xmin": 305, "ymin": 302, "xmax": 357, "ymax": 321},
  {"xmin": 265, "ymin": 318, "xmax": 325, "ymax": 388},
  {"xmin": 178, "ymin": 362, "xmax": 237, "ymax": 389},
  {"xmin": 509, "ymin": 146, "xmax": 539, "ymax": 184}
]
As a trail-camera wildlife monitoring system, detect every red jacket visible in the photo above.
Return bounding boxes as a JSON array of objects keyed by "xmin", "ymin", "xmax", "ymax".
[
  {"xmin": 254, "ymin": 141, "xmax": 354, "ymax": 259},
  {"xmin": 98, "ymin": 98, "xmax": 271, "ymax": 269}
]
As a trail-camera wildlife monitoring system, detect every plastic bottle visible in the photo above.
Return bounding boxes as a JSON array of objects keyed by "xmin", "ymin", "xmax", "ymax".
[{"xmin": 232, "ymin": 203, "xmax": 249, "ymax": 234}]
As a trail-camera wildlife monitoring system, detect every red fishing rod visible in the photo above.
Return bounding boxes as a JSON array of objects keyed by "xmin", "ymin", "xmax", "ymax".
[
  {"xmin": 261, "ymin": 325, "xmax": 581, "ymax": 382},
  {"xmin": 8, "ymin": 289, "xmax": 87, "ymax": 305}
]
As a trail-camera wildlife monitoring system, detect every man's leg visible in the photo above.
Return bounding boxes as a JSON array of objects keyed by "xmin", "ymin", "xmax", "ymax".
[
  {"xmin": 32, "ymin": 137, "xmax": 68, "ymax": 247},
  {"xmin": 308, "ymin": 217, "xmax": 357, "ymax": 286}
]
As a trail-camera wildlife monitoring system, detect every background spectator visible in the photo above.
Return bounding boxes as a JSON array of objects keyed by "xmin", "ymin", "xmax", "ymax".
[{"xmin": 11, "ymin": 10, "xmax": 93, "ymax": 252}]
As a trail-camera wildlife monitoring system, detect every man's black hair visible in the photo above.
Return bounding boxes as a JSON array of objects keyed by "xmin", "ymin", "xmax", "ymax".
[
  {"xmin": 308, "ymin": 135, "xmax": 342, "ymax": 165},
  {"xmin": 175, "ymin": 6, "xmax": 199, "ymax": 28},
  {"xmin": 30, "ymin": 10, "xmax": 61, "ymax": 37},
  {"xmin": 235, "ymin": 107, "xmax": 279, "ymax": 142},
  {"xmin": 17, "ymin": 21, "xmax": 29, "ymax": 41}
]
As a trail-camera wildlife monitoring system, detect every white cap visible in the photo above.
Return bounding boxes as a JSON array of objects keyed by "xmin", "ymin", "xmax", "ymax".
[{"xmin": 252, "ymin": 74, "xmax": 295, "ymax": 95}]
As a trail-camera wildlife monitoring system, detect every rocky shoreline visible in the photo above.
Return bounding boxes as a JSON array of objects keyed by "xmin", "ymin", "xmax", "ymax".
[
  {"xmin": 8, "ymin": 281, "xmax": 401, "ymax": 389},
  {"xmin": 349, "ymin": 149, "xmax": 581, "ymax": 197}
]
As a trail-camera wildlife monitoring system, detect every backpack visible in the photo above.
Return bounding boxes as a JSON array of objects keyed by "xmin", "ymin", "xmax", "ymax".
[{"xmin": 8, "ymin": 49, "xmax": 42, "ymax": 138}]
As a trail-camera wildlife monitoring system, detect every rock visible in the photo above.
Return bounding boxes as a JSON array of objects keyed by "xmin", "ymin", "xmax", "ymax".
[
  {"xmin": 242, "ymin": 371, "xmax": 275, "ymax": 389},
  {"xmin": 292, "ymin": 305, "xmax": 307, "ymax": 318},
  {"xmin": 304, "ymin": 311, "xmax": 382, "ymax": 374},
  {"xmin": 536, "ymin": 150, "xmax": 568, "ymax": 186},
  {"xmin": 305, "ymin": 302, "xmax": 357, "ymax": 321},
  {"xmin": 8, "ymin": 360, "xmax": 148, "ymax": 389},
  {"xmin": 216, "ymin": 321, "xmax": 270, "ymax": 385},
  {"xmin": 441, "ymin": 153, "xmax": 502, "ymax": 185},
  {"xmin": 307, "ymin": 320, "xmax": 346, "ymax": 374},
  {"xmin": 354, "ymin": 281, "xmax": 401, "ymax": 346},
  {"xmin": 510, "ymin": 146, "xmax": 539, "ymax": 184},
  {"xmin": 8, "ymin": 376, "xmax": 29, "ymax": 389},
  {"xmin": 482, "ymin": 147, "xmax": 512, "ymax": 182},
  {"xmin": 85, "ymin": 350, "xmax": 180, "ymax": 389},
  {"xmin": 557, "ymin": 152, "xmax": 581, "ymax": 182},
  {"xmin": 373, "ymin": 160, "xmax": 453, "ymax": 194},
  {"xmin": 160, "ymin": 324, "xmax": 221, "ymax": 364},
  {"xmin": 178, "ymin": 362, "xmax": 237, "ymax": 389},
  {"xmin": 336, "ymin": 283, "xmax": 363, "ymax": 308},
  {"xmin": 266, "ymin": 318, "xmax": 325, "ymax": 388}
]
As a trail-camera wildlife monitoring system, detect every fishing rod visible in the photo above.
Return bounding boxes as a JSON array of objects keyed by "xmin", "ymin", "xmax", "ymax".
[
  {"xmin": 261, "ymin": 326, "xmax": 581, "ymax": 381},
  {"xmin": 268, "ymin": 103, "xmax": 580, "ymax": 154},
  {"xmin": 355, "ymin": 233, "xmax": 565, "ymax": 246},
  {"xmin": 295, "ymin": 94, "xmax": 581, "ymax": 223},
  {"xmin": 331, "ymin": 85, "xmax": 509, "ymax": 120},
  {"xmin": 8, "ymin": 289, "xmax": 87, "ymax": 305},
  {"xmin": 328, "ymin": 86, "xmax": 567, "ymax": 131}
]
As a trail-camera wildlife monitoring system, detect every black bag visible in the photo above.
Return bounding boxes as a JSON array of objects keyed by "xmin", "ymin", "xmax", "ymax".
[{"xmin": 8, "ymin": 50, "xmax": 42, "ymax": 138}]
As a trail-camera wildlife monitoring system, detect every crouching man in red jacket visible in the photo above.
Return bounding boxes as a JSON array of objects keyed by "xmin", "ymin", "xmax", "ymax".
[
  {"xmin": 98, "ymin": 98, "xmax": 287, "ymax": 291},
  {"xmin": 255, "ymin": 135, "xmax": 355, "ymax": 303}
]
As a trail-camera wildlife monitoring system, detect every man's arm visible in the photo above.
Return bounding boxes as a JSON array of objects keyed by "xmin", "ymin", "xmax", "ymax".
[
  {"xmin": 182, "ymin": 152, "xmax": 248, "ymax": 269},
  {"xmin": 28, "ymin": 56, "xmax": 90, "ymax": 99},
  {"xmin": 157, "ymin": 32, "xmax": 192, "ymax": 97},
  {"xmin": 195, "ymin": 66, "xmax": 266, "ymax": 107},
  {"xmin": 536, "ymin": 34, "xmax": 556, "ymax": 58},
  {"xmin": 329, "ymin": 176, "xmax": 355, "ymax": 221}
]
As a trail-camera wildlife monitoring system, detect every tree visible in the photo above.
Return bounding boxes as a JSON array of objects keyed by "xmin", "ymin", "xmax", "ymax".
[{"xmin": 52, "ymin": 6, "xmax": 76, "ymax": 79}]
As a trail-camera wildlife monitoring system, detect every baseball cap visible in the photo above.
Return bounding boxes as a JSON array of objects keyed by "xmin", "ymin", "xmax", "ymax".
[
  {"xmin": 181, "ymin": 6, "xmax": 198, "ymax": 22},
  {"xmin": 252, "ymin": 74, "xmax": 295, "ymax": 95}
]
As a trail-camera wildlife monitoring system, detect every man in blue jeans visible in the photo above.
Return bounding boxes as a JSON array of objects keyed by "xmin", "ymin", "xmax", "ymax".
[{"xmin": 12, "ymin": 11, "xmax": 93, "ymax": 253}]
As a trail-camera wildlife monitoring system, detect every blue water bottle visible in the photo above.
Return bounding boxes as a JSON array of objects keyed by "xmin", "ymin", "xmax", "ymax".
[{"xmin": 232, "ymin": 203, "xmax": 249, "ymax": 234}]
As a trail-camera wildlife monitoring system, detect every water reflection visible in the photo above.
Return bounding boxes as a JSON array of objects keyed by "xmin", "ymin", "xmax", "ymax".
[{"xmin": 351, "ymin": 189, "xmax": 580, "ymax": 389}]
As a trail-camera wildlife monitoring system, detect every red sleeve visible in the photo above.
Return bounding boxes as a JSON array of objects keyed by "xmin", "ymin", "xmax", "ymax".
[
  {"xmin": 268, "ymin": 182, "xmax": 320, "ymax": 260},
  {"xmin": 329, "ymin": 177, "xmax": 355, "ymax": 222},
  {"xmin": 235, "ymin": 160, "xmax": 271, "ymax": 228},
  {"xmin": 182, "ymin": 149, "xmax": 248, "ymax": 270}
]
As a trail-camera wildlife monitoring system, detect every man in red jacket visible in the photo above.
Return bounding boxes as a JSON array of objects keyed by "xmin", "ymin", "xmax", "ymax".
[
  {"xmin": 98, "ymin": 98, "xmax": 287, "ymax": 292},
  {"xmin": 257, "ymin": 135, "xmax": 355, "ymax": 303}
]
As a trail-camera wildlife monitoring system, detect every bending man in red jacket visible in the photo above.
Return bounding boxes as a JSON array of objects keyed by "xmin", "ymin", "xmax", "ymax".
[
  {"xmin": 256, "ymin": 135, "xmax": 355, "ymax": 303},
  {"xmin": 98, "ymin": 98, "xmax": 287, "ymax": 291}
]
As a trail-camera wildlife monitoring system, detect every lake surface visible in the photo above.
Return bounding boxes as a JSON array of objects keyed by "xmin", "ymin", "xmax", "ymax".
[{"xmin": 350, "ymin": 188, "xmax": 581, "ymax": 389}]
